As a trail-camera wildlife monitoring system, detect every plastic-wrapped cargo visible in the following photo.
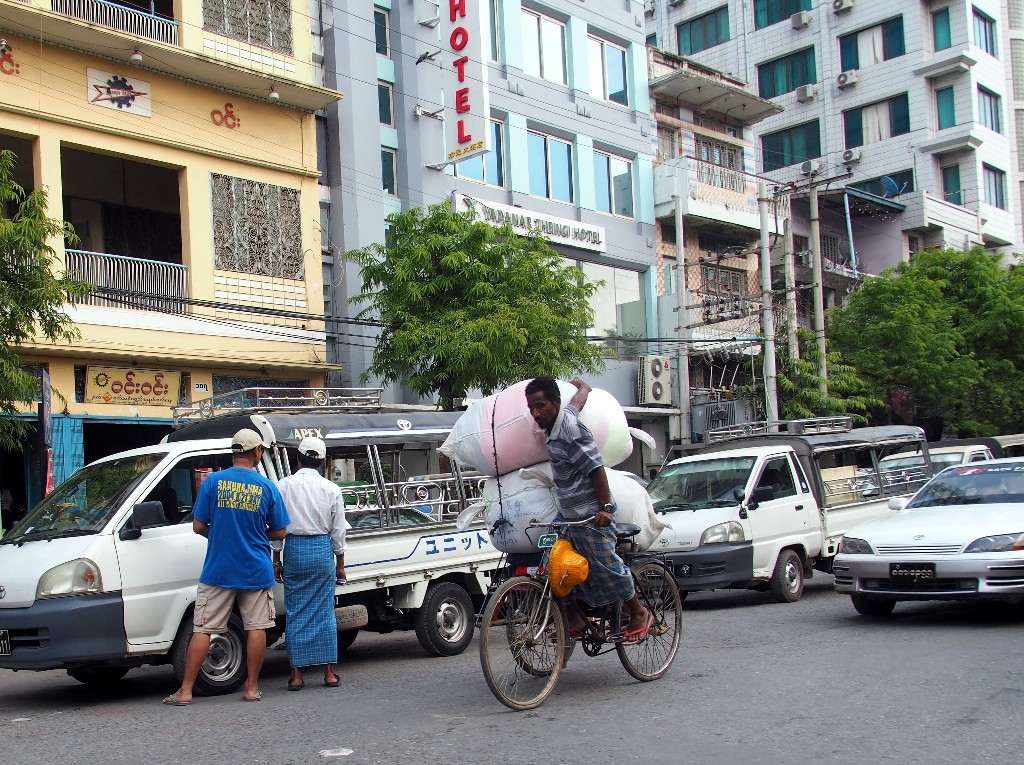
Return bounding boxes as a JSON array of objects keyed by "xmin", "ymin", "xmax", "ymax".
[{"xmin": 439, "ymin": 379, "xmax": 633, "ymax": 476}]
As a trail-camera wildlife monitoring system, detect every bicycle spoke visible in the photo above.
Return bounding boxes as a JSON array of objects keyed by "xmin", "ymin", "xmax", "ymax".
[{"xmin": 616, "ymin": 561, "xmax": 682, "ymax": 681}]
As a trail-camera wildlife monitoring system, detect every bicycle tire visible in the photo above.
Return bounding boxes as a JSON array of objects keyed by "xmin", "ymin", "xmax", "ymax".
[
  {"xmin": 479, "ymin": 576, "xmax": 567, "ymax": 710},
  {"xmin": 616, "ymin": 560, "xmax": 683, "ymax": 682}
]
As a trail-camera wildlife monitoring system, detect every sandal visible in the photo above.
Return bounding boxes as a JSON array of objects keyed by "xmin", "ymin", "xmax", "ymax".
[{"xmin": 622, "ymin": 613, "xmax": 654, "ymax": 644}]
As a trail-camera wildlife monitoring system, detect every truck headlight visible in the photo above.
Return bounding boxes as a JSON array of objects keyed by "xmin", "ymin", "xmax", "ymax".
[
  {"xmin": 964, "ymin": 533, "xmax": 1024, "ymax": 553},
  {"xmin": 700, "ymin": 521, "xmax": 745, "ymax": 545},
  {"xmin": 839, "ymin": 537, "xmax": 874, "ymax": 554},
  {"xmin": 36, "ymin": 559, "xmax": 102, "ymax": 599}
]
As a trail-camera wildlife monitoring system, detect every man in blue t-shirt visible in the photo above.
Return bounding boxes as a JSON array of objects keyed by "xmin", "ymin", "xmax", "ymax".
[{"xmin": 163, "ymin": 428, "xmax": 290, "ymax": 706}]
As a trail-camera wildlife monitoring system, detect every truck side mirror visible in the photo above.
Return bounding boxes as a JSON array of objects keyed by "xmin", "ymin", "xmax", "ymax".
[
  {"xmin": 118, "ymin": 501, "xmax": 166, "ymax": 540},
  {"xmin": 747, "ymin": 486, "xmax": 776, "ymax": 510}
]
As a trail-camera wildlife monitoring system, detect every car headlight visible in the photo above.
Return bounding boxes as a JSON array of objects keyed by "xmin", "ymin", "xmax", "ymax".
[
  {"xmin": 700, "ymin": 521, "xmax": 745, "ymax": 545},
  {"xmin": 839, "ymin": 536, "xmax": 875, "ymax": 554},
  {"xmin": 36, "ymin": 559, "xmax": 102, "ymax": 599},
  {"xmin": 964, "ymin": 533, "xmax": 1024, "ymax": 553}
]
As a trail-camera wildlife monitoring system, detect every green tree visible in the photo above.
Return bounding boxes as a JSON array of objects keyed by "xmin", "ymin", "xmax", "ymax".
[
  {"xmin": 0, "ymin": 149, "xmax": 90, "ymax": 450},
  {"xmin": 828, "ymin": 248, "xmax": 1024, "ymax": 436},
  {"xmin": 347, "ymin": 202, "xmax": 604, "ymax": 409}
]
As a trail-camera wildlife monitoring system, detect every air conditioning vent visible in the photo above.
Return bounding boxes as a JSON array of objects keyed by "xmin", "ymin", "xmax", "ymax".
[
  {"xmin": 790, "ymin": 10, "xmax": 811, "ymax": 29},
  {"xmin": 795, "ymin": 84, "xmax": 818, "ymax": 103},
  {"xmin": 639, "ymin": 356, "xmax": 673, "ymax": 406},
  {"xmin": 800, "ymin": 159, "xmax": 821, "ymax": 175},
  {"xmin": 644, "ymin": 0, "xmax": 656, "ymax": 14},
  {"xmin": 842, "ymin": 148, "xmax": 862, "ymax": 164},
  {"xmin": 833, "ymin": 0, "xmax": 854, "ymax": 12},
  {"xmin": 836, "ymin": 69, "xmax": 858, "ymax": 89}
]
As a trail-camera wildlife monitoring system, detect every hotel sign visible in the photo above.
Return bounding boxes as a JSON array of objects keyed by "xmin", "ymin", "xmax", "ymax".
[
  {"xmin": 86, "ymin": 366, "xmax": 180, "ymax": 406},
  {"xmin": 456, "ymin": 194, "xmax": 606, "ymax": 253},
  {"xmin": 441, "ymin": 0, "xmax": 490, "ymax": 164}
]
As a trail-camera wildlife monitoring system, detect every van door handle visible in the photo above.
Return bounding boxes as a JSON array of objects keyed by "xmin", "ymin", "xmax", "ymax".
[{"xmin": 794, "ymin": 505, "xmax": 804, "ymax": 510}]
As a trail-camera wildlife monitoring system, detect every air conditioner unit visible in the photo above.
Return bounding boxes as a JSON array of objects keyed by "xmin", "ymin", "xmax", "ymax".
[
  {"xmin": 644, "ymin": 0, "xmax": 656, "ymax": 14},
  {"xmin": 833, "ymin": 0, "xmax": 853, "ymax": 12},
  {"xmin": 842, "ymin": 147, "xmax": 862, "ymax": 164},
  {"xmin": 795, "ymin": 84, "xmax": 817, "ymax": 103},
  {"xmin": 800, "ymin": 159, "xmax": 821, "ymax": 175},
  {"xmin": 639, "ymin": 355, "xmax": 673, "ymax": 406},
  {"xmin": 791, "ymin": 10, "xmax": 811, "ymax": 29},
  {"xmin": 836, "ymin": 69, "xmax": 858, "ymax": 89},
  {"xmin": 668, "ymin": 0, "xmax": 684, "ymax": 6}
]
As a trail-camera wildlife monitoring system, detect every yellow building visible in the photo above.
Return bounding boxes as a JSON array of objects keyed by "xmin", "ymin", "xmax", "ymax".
[{"xmin": 0, "ymin": 0, "xmax": 341, "ymax": 512}]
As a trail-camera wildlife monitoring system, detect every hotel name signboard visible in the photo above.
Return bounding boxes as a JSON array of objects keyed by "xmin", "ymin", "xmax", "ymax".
[{"xmin": 456, "ymin": 194, "xmax": 606, "ymax": 253}]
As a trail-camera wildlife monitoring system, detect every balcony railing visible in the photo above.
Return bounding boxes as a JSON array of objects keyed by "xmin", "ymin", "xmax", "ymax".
[
  {"xmin": 51, "ymin": 0, "xmax": 179, "ymax": 46},
  {"xmin": 66, "ymin": 249, "xmax": 188, "ymax": 314}
]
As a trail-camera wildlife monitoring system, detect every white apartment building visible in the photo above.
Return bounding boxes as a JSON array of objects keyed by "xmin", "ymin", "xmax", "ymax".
[{"xmin": 647, "ymin": 0, "xmax": 1022, "ymax": 264}]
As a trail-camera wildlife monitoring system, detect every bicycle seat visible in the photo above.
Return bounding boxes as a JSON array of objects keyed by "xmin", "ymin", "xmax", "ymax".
[{"xmin": 616, "ymin": 523, "xmax": 642, "ymax": 541}]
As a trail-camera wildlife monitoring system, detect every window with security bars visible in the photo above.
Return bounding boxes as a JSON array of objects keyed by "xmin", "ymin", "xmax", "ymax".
[
  {"xmin": 820, "ymin": 234, "xmax": 842, "ymax": 267},
  {"xmin": 694, "ymin": 137, "xmax": 744, "ymax": 191},
  {"xmin": 658, "ymin": 126, "xmax": 679, "ymax": 161},
  {"xmin": 701, "ymin": 265, "xmax": 747, "ymax": 296},
  {"xmin": 202, "ymin": 0, "xmax": 293, "ymax": 54}
]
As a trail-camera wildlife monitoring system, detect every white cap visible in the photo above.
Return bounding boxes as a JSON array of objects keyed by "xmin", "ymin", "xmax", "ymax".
[
  {"xmin": 232, "ymin": 428, "xmax": 268, "ymax": 452},
  {"xmin": 298, "ymin": 436, "xmax": 326, "ymax": 460}
]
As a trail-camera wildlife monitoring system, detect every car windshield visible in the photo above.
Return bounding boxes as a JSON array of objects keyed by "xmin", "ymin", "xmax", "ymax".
[
  {"xmin": 2, "ymin": 454, "xmax": 162, "ymax": 544},
  {"xmin": 906, "ymin": 462, "xmax": 1024, "ymax": 508},
  {"xmin": 931, "ymin": 453, "xmax": 965, "ymax": 470},
  {"xmin": 647, "ymin": 456, "xmax": 756, "ymax": 511}
]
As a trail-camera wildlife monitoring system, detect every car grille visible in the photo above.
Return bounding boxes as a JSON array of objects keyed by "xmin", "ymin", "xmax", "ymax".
[
  {"xmin": 874, "ymin": 544, "xmax": 962, "ymax": 555},
  {"xmin": 862, "ymin": 578, "xmax": 977, "ymax": 593}
]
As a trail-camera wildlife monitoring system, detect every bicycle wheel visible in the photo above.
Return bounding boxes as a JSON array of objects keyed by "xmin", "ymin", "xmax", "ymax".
[
  {"xmin": 479, "ymin": 576, "xmax": 567, "ymax": 710},
  {"xmin": 616, "ymin": 560, "xmax": 682, "ymax": 682}
]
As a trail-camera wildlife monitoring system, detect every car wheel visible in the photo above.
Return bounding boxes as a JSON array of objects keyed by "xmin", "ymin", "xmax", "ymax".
[
  {"xmin": 67, "ymin": 666, "xmax": 130, "ymax": 686},
  {"xmin": 850, "ymin": 594, "xmax": 896, "ymax": 616},
  {"xmin": 414, "ymin": 581, "xmax": 475, "ymax": 657},
  {"xmin": 171, "ymin": 613, "xmax": 247, "ymax": 696},
  {"xmin": 769, "ymin": 549, "xmax": 804, "ymax": 603},
  {"xmin": 338, "ymin": 629, "xmax": 359, "ymax": 653}
]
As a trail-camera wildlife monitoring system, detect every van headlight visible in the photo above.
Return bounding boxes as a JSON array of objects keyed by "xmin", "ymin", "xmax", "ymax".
[
  {"xmin": 36, "ymin": 559, "xmax": 102, "ymax": 599},
  {"xmin": 700, "ymin": 522, "xmax": 745, "ymax": 545}
]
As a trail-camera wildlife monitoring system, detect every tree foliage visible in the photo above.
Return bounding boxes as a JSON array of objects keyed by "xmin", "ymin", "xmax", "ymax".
[
  {"xmin": 828, "ymin": 248, "xmax": 1024, "ymax": 436},
  {"xmin": 347, "ymin": 202, "xmax": 604, "ymax": 409},
  {"xmin": 0, "ymin": 150, "xmax": 90, "ymax": 450}
]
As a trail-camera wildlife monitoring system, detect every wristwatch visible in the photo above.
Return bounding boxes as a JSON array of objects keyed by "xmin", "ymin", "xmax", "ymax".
[{"xmin": 601, "ymin": 502, "xmax": 616, "ymax": 514}]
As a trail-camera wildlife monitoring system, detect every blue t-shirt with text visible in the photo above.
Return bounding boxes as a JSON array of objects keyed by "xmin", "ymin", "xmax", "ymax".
[{"xmin": 193, "ymin": 466, "xmax": 290, "ymax": 589}]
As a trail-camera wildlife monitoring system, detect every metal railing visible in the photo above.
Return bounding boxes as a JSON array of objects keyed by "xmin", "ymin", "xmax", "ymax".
[
  {"xmin": 51, "ymin": 0, "xmax": 179, "ymax": 45},
  {"xmin": 66, "ymin": 249, "xmax": 188, "ymax": 314},
  {"xmin": 705, "ymin": 416, "xmax": 853, "ymax": 443},
  {"xmin": 173, "ymin": 387, "xmax": 385, "ymax": 424}
]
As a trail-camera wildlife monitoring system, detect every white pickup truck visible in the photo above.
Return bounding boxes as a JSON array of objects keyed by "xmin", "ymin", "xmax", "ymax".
[
  {"xmin": 0, "ymin": 392, "xmax": 499, "ymax": 694},
  {"xmin": 647, "ymin": 417, "xmax": 932, "ymax": 602}
]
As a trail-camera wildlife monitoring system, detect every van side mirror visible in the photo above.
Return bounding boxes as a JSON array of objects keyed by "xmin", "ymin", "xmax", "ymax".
[
  {"xmin": 748, "ymin": 486, "xmax": 776, "ymax": 509},
  {"xmin": 118, "ymin": 501, "xmax": 165, "ymax": 540},
  {"xmin": 733, "ymin": 488, "xmax": 746, "ymax": 503}
]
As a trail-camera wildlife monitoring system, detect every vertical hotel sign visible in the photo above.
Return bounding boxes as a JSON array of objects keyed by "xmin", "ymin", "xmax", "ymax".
[{"xmin": 442, "ymin": 0, "xmax": 490, "ymax": 164}]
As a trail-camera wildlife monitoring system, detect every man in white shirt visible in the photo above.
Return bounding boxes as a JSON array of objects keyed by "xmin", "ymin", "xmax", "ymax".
[{"xmin": 273, "ymin": 437, "xmax": 347, "ymax": 689}]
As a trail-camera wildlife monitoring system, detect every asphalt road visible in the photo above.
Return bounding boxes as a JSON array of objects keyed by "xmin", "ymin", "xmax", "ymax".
[{"xmin": 1, "ymin": 575, "xmax": 1023, "ymax": 765}]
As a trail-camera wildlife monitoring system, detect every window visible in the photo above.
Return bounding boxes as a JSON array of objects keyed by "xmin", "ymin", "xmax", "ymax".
[
  {"xmin": 978, "ymin": 87, "xmax": 1002, "ymax": 133},
  {"xmin": 521, "ymin": 9, "xmax": 567, "ymax": 85},
  {"xmin": 936, "ymin": 86, "xmax": 955, "ymax": 129},
  {"xmin": 374, "ymin": 8, "xmax": 390, "ymax": 56},
  {"xmin": 677, "ymin": 7, "xmax": 730, "ymax": 56},
  {"xmin": 588, "ymin": 37, "xmax": 629, "ymax": 106},
  {"xmin": 694, "ymin": 136, "xmax": 744, "ymax": 192},
  {"xmin": 974, "ymin": 8, "xmax": 997, "ymax": 56},
  {"xmin": 381, "ymin": 148, "xmax": 396, "ymax": 195},
  {"xmin": 983, "ymin": 164, "xmax": 1006, "ymax": 208},
  {"xmin": 456, "ymin": 121, "xmax": 505, "ymax": 187},
  {"xmin": 761, "ymin": 120, "xmax": 821, "ymax": 171},
  {"xmin": 701, "ymin": 264, "xmax": 747, "ymax": 296},
  {"xmin": 577, "ymin": 261, "xmax": 646, "ymax": 341},
  {"xmin": 754, "ymin": 0, "xmax": 811, "ymax": 30},
  {"xmin": 527, "ymin": 132, "xmax": 573, "ymax": 203},
  {"xmin": 593, "ymin": 152, "xmax": 634, "ymax": 218},
  {"xmin": 377, "ymin": 82, "xmax": 393, "ymax": 126},
  {"xmin": 757, "ymin": 47, "xmax": 816, "ymax": 99},
  {"xmin": 941, "ymin": 164, "xmax": 962, "ymax": 204},
  {"xmin": 698, "ymin": 232, "xmax": 747, "ymax": 255},
  {"xmin": 839, "ymin": 17, "xmax": 905, "ymax": 70},
  {"xmin": 932, "ymin": 8, "xmax": 952, "ymax": 51},
  {"xmin": 850, "ymin": 169, "xmax": 914, "ymax": 197},
  {"xmin": 755, "ymin": 456, "xmax": 798, "ymax": 499},
  {"xmin": 843, "ymin": 93, "xmax": 910, "ymax": 148},
  {"xmin": 646, "ymin": 33, "xmax": 657, "ymax": 48},
  {"xmin": 202, "ymin": 0, "xmax": 292, "ymax": 54},
  {"xmin": 657, "ymin": 125, "xmax": 679, "ymax": 161}
]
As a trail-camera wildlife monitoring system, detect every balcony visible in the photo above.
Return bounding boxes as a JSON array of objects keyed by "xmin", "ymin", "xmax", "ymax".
[
  {"xmin": 654, "ymin": 156, "xmax": 761, "ymax": 232},
  {"xmin": 901, "ymin": 190, "xmax": 983, "ymax": 247},
  {"xmin": 51, "ymin": 0, "xmax": 178, "ymax": 46},
  {"xmin": 66, "ymin": 249, "xmax": 188, "ymax": 314},
  {"xmin": 912, "ymin": 48, "xmax": 977, "ymax": 79}
]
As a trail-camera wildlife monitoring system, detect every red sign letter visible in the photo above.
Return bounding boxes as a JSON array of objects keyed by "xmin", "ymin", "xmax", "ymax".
[
  {"xmin": 457, "ymin": 120, "xmax": 473, "ymax": 144},
  {"xmin": 455, "ymin": 88, "xmax": 471, "ymax": 113},
  {"xmin": 452, "ymin": 55, "xmax": 469, "ymax": 82},
  {"xmin": 449, "ymin": 0, "xmax": 467, "ymax": 21},
  {"xmin": 450, "ymin": 27, "xmax": 469, "ymax": 51}
]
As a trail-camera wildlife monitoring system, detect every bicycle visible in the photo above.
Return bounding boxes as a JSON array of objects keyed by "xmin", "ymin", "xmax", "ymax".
[{"xmin": 478, "ymin": 517, "xmax": 683, "ymax": 710}]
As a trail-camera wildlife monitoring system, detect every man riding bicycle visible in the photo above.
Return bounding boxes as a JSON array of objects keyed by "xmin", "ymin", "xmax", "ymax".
[{"xmin": 524, "ymin": 376, "xmax": 652, "ymax": 642}]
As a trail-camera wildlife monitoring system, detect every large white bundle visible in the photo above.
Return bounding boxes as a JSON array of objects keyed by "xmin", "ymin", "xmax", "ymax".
[{"xmin": 605, "ymin": 469, "xmax": 669, "ymax": 551}]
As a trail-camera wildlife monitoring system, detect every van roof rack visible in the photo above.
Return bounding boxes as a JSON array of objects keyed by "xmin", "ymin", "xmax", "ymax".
[
  {"xmin": 173, "ymin": 387, "xmax": 385, "ymax": 426},
  {"xmin": 704, "ymin": 416, "xmax": 853, "ymax": 443}
]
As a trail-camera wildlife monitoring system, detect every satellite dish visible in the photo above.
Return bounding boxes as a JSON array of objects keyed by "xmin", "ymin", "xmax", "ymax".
[{"xmin": 879, "ymin": 176, "xmax": 907, "ymax": 198}]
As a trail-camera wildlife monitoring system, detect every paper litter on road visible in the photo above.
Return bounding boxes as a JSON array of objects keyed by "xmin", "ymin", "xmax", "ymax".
[
  {"xmin": 319, "ymin": 749, "xmax": 354, "ymax": 758},
  {"xmin": 11, "ymin": 717, "xmax": 30, "ymax": 722}
]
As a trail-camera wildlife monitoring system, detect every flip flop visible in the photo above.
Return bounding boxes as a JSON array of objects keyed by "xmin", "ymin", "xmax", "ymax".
[
  {"xmin": 242, "ymin": 690, "xmax": 262, "ymax": 702},
  {"xmin": 162, "ymin": 694, "xmax": 191, "ymax": 706},
  {"xmin": 287, "ymin": 680, "xmax": 305, "ymax": 691},
  {"xmin": 324, "ymin": 678, "xmax": 340, "ymax": 688},
  {"xmin": 622, "ymin": 613, "xmax": 655, "ymax": 644}
]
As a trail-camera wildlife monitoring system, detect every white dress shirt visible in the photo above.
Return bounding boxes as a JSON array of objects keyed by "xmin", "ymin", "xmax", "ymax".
[{"xmin": 273, "ymin": 468, "xmax": 347, "ymax": 555}]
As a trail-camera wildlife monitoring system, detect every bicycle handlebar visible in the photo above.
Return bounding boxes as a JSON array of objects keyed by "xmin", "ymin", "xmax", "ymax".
[{"xmin": 526, "ymin": 516, "xmax": 595, "ymax": 529}]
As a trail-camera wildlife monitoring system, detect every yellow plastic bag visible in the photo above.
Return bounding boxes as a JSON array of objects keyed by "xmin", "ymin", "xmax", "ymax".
[{"xmin": 548, "ymin": 539, "xmax": 589, "ymax": 597}]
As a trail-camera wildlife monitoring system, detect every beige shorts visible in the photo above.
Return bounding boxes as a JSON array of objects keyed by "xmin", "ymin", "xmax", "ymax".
[{"xmin": 193, "ymin": 583, "xmax": 276, "ymax": 633}]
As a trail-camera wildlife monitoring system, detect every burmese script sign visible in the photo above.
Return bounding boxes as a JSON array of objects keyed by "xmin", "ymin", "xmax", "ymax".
[
  {"xmin": 86, "ymin": 366, "xmax": 180, "ymax": 406},
  {"xmin": 456, "ymin": 194, "xmax": 606, "ymax": 253}
]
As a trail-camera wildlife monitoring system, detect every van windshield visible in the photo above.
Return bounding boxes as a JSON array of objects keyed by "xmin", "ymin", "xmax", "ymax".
[
  {"xmin": 647, "ymin": 456, "xmax": 756, "ymax": 511},
  {"xmin": 2, "ymin": 455, "xmax": 161, "ymax": 544}
]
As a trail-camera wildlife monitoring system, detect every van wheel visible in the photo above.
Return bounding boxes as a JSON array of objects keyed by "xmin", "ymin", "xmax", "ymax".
[
  {"xmin": 338, "ymin": 629, "xmax": 359, "ymax": 653},
  {"xmin": 171, "ymin": 614, "xmax": 247, "ymax": 696},
  {"xmin": 851, "ymin": 594, "xmax": 896, "ymax": 616},
  {"xmin": 414, "ymin": 582, "xmax": 475, "ymax": 657},
  {"xmin": 67, "ymin": 667, "xmax": 129, "ymax": 686},
  {"xmin": 769, "ymin": 549, "xmax": 804, "ymax": 603}
]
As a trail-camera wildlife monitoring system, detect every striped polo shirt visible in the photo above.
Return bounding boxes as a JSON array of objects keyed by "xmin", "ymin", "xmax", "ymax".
[{"xmin": 545, "ymin": 404, "xmax": 603, "ymax": 519}]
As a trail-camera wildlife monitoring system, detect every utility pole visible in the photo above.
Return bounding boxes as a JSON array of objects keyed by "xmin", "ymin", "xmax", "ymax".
[
  {"xmin": 757, "ymin": 181, "xmax": 779, "ymax": 424},
  {"xmin": 808, "ymin": 177, "xmax": 828, "ymax": 392},
  {"xmin": 673, "ymin": 194, "xmax": 691, "ymax": 444},
  {"xmin": 783, "ymin": 216, "xmax": 799, "ymax": 360}
]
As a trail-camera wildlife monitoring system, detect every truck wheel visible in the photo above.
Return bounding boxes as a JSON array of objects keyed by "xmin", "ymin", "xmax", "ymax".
[
  {"xmin": 171, "ymin": 614, "xmax": 247, "ymax": 696},
  {"xmin": 67, "ymin": 667, "xmax": 129, "ymax": 686},
  {"xmin": 414, "ymin": 581, "xmax": 475, "ymax": 657},
  {"xmin": 338, "ymin": 629, "xmax": 359, "ymax": 653},
  {"xmin": 769, "ymin": 549, "xmax": 804, "ymax": 603},
  {"xmin": 851, "ymin": 594, "xmax": 896, "ymax": 616}
]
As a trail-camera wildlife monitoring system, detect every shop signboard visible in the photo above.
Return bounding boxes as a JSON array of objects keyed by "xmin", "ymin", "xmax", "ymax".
[{"xmin": 86, "ymin": 366, "xmax": 180, "ymax": 407}]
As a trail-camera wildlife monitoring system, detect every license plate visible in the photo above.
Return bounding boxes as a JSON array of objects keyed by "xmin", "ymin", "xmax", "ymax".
[
  {"xmin": 537, "ymin": 533, "xmax": 557, "ymax": 549},
  {"xmin": 0, "ymin": 630, "xmax": 10, "ymax": 656},
  {"xmin": 890, "ymin": 562, "xmax": 935, "ymax": 581}
]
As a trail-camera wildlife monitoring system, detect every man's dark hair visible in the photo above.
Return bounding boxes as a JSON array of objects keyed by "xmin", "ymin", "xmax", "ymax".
[
  {"xmin": 298, "ymin": 454, "xmax": 324, "ymax": 470},
  {"xmin": 525, "ymin": 376, "xmax": 560, "ymax": 402}
]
